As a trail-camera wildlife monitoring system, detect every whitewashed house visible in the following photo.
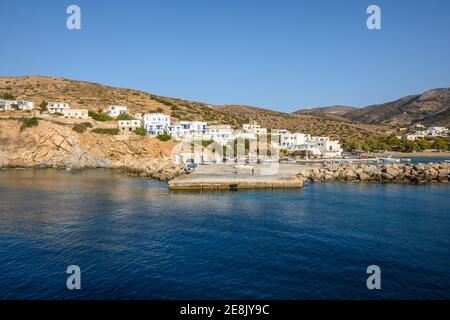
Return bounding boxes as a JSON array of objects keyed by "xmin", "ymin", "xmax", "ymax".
[
  {"xmin": 0, "ymin": 100, "xmax": 34, "ymax": 111},
  {"xmin": 118, "ymin": 119, "xmax": 142, "ymax": 134},
  {"xmin": 308, "ymin": 136, "xmax": 343, "ymax": 158},
  {"xmin": 168, "ymin": 121, "xmax": 207, "ymax": 140},
  {"xmin": 105, "ymin": 105, "xmax": 128, "ymax": 117},
  {"xmin": 0, "ymin": 100, "xmax": 13, "ymax": 110},
  {"xmin": 143, "ymin": 113, "xmax": 170, "ymax": 135},
  {"xmin": 242, "ymin": 121, "xmax": 267, "ymax": 135},
  {"xmin": 406, "ymin": 134, "xmax": 425, "ymax": 141},
  {"xmin": 47, "ymin": 102, "xmax": 71, "ymax": 114},
  {"xmin": 275, "ymin": 130, "xmax": 342, "ymax": 158},
  {"xmin": 279, "ymin": 131, "xmax": 308, "ymax": 149},
  {"xmin": 424, "ymin": 127, "xmax": 448, "ymax": 136},
  {"xmin": 62, "ymin": 109, "xmax": 89, "ymax": 119},
  {"xmin": 206, "ymin": 125, "xmax": 235, "ymax": 145},
  {"xmin": 17, "ymin": 100, "xmax": 35, "ymax": 110}
]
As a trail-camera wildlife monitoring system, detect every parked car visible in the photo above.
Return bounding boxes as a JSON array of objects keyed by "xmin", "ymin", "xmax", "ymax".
[{"xmin": 186, "ymin": 162, "xmax": 198, "ymax": 170}]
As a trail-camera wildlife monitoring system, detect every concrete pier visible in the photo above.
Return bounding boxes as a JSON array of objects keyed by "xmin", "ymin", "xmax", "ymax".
[{"xmin": 168, "ymin": 164, "xmax": 313, "ymax": 190}]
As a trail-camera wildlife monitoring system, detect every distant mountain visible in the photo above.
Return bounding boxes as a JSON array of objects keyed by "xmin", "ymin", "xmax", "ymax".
[
  {"xmin": 343, "ymin": 89, "xmax": 450, "ymax": 127},
  {"xmin": 293, "ymin": 105, "xmax": 357, "ymax": 119}
]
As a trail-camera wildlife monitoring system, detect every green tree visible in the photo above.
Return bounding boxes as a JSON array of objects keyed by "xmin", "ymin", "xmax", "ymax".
[
  {"xmin": 39, "ymin": 101, "xmax": 48, "ymax": 113},
  {"xmin": 432, "ymin": 137, "xmax": 450, "ymax": 151}
]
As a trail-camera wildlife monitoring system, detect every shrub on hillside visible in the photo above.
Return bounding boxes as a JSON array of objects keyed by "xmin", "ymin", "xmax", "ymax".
[
  {"xmin": 91, "ymin": 128, "xmax": 119, "ymax": 135},
  {"xmin": 133, "ymin": 127, "xmax": 147, "ymax": 136},
  {"xmin": 1, "ymin": 92, "xmax": 15, "ymax": 100},
  {"xmin": 156, "ymin": 132, "xmax": 171, "ymax": 141},
  {"xmin": 19, "ymin": 117, "xmax": 39, "ymax": 131},
  {"xmin": 88, "ymin": 111, "xmax": 113, "ymax": 121},
  {"xmin": 72, "ymin": 122, "xmax": 93, "ymax": 134},
  {"xmin": 116, "ymin": 113, "xmax": 135, "ymax": 120}
]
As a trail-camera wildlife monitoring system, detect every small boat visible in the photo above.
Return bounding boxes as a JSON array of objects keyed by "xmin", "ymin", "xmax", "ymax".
[
  {"xmin": 445, "ymin": 160, "xmax": 450, "ymax": 163},
  {"xmin": 280, "ymin": 157, "xmax": 296, "ymax": 164},
  {"xmin": 333, "ymin": 159, "xmax": 353, "ymax": 164},
  {"xmin": 262, "ymin": 158, "xmax": 279, "ymax": 164},
  {"xmin": 376, "ymin": 156, "xmax": 401, "ymax": 164}
]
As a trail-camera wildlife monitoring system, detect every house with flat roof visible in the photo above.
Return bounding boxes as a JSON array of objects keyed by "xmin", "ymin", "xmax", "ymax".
[
  {"xmin": 62, "ymin": 109, "xmax": 89, "ymax": 119},
  {"xmin": 118, "ymin": 119, "xmax": 142, "ymax": 134},
  {"xmin": 168, "ymin": 121, "xmax": 207, "ymax": 140},
  {"xmin": 0, "ymin": 100, "xmax": 34, "ymax": 111},
  {"xmin": 47, "ymin": 102, "xmax": 71, "ymax": 113},
  {"xmin": 105, "ymin": 105, "xmax": 128, "ymax": 117},
  {"xmin": 143, "ymin": 113, "xmax": 170, "ymax": 136}
]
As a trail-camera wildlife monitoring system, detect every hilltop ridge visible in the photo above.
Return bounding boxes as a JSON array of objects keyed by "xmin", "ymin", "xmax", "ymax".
[{"xmin": 0, "ymin": 76, "xmax": 390, "ymax": 144}]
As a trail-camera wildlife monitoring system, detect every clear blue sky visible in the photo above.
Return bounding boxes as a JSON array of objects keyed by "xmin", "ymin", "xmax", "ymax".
[{"xmin": 1, "ymin": 0, "xmax": 449, "ymax": 112}]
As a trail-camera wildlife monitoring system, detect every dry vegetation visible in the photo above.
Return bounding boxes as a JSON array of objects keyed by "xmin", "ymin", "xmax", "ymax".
[{"xmin": 0, "ymin": 76, "xmax": 391, "ymax": 144}]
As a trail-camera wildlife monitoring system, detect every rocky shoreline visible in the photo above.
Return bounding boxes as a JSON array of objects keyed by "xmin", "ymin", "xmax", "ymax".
[
  {"xmin": 297, "ymin": 162, "xmax": 450, "ymax": 183},
  {"xmin": 0, "ymin": 118, "xmax": 186, "ymax": 181},
  {"xmin": 0, "ymin": 160, "xmax": 186, "ymax": 181}
]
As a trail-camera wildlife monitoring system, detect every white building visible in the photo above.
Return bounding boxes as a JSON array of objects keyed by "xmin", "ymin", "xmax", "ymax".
[
  {"xmin": 62, "ymin": 109, "xmax": 89, "ymax": 119},
  {"xmin": 0, "ymin": 100, "xmax": 34, "ymax": 111},
  {"xmin": 105, "ymin": 105, "xmax": 128, "ymax": 117},
  {"xmin": 143, "ymin": 113, "xmax": 170, "ymax": 135},
  {"xmin": 118, "ymin": 119, "xmax": 142, "ymax": 134},
  {"xmin": 308, "ymin": 136, "xmax": 343, "ymax": 158},
  {"xmin": 47, "ymin": 102, "xmax": 71, "ymax": 113},
  {"xmin": 168, "ymin": 121, "xmax": 207, "ymax": 140},
  {"xmin": 279, "ymin": 131, "xmax": 308, "ymax": 149},
  {"xmin": 424, "ymin": 127, "xmax": 448, "ymax": 136},
  {"xmin": 235, "ymin": 129, "xmax": 257, "ymax": 140},
  {"xmin": 242, "ymin": 121, "xmax": 267, "ymax": 135},
  {"xmin": 0, "ymin": 100, "xmax": 13, "ymax": 110},
  {"xmin": 17, "ymin": 100, "xmax": 35, "ymax": 110},
  {"xmin": 276, "ymin": 131, "xmax": 342, "ymax": 158},
  {"xmin": 406, "ymin": 134, "xmax": 425, "ymax": 141},
  {"xmin": 206, "ymin": 125, "xmax": 235, "ymax": 145}
]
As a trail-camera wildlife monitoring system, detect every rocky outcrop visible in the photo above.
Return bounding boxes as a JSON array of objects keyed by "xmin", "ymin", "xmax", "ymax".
[
  {"xmin": 118, "ymin": 160, "xmax": 187, "ymax": 181},
  {"xmin": 0, "ymin": 119, "xmax": 185, "ymax": 181},
  {"xmin": 297, "ymin": 162, "xmax": 449, "ymax": 183}
]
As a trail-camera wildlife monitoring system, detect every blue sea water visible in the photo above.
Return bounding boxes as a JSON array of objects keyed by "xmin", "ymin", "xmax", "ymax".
[
  {"xmin": 407, "ymin": 156, "xmax": 450, "ymax": 164},
  {"xmin": 0, "ymin": 169, "xmax": 449, "ymax": 300}
]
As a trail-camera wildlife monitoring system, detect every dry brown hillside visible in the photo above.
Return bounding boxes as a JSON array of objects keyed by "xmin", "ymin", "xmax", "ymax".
[
  {"xmin": 0, "ymin": 76, "xmax": 239, "ymax": 125},
  {"xmin": 0, "ymin": 76, "xmax": 389, "ymax": 143}
]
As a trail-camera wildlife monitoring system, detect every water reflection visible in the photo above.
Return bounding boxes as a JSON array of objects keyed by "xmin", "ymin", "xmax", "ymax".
[{"xmin": 0, "ymin": 169, "xmax": 449, "ymax": 299}]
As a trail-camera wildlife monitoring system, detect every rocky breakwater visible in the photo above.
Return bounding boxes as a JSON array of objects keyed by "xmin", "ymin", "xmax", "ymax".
[
  {"xmin": 297, "ymin": 162, "xmax": 449, "ymax": 183},
  {"xmin": 0, "ymin": 119, "xmax": 185, "ymax": 181}
]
